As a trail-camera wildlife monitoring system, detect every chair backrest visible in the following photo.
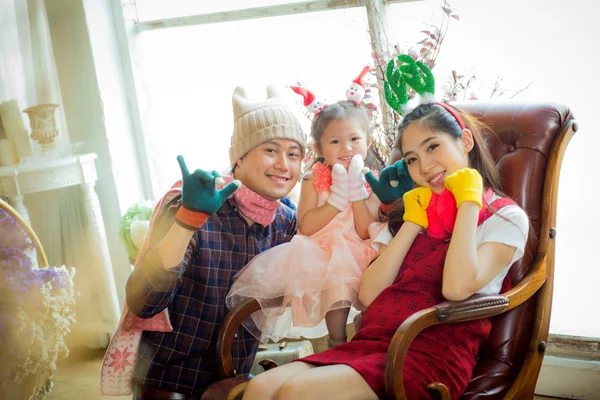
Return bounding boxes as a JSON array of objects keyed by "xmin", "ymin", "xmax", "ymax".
[{"xmin": 452, "ymin": 102, "xmax": 576, "ymax": 399}]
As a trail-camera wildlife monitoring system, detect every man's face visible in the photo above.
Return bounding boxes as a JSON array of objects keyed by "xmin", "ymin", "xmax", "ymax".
[{"xmin": 234, "ymin": 139, "xmax": 303, "ymax": 201}]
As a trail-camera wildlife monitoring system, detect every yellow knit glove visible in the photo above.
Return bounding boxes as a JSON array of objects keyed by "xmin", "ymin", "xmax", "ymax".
[
  {"xmin": 443, "ymin": 168, "xmax": 484, "ymax": 209},
  {"xmin": 403, "ymin": 187, "xmax": 433, "ymax": 229}
]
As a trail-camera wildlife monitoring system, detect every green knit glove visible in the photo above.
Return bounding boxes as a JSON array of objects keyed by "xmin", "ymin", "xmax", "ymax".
[
  {"xmin": 364, "ymin": 159, "xmax": 414, "ymax": 204},
  {"xmin": 175, "ymin": 156, "xmax": 240, "ymax": 229}
]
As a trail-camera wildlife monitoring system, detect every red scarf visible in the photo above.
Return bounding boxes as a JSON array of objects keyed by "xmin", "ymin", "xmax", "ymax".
[{"xmin": 426, "ymin": 188, "xmax": 493, "ymax": 239}]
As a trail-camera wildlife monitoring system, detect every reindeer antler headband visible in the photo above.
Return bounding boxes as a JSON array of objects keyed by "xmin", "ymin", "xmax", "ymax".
[{"xmin": 383, "ymin": 54, "xmax": 465, "ymax": 129}]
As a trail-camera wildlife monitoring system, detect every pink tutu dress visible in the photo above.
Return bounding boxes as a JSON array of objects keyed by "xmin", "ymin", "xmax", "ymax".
[{"xmin": 226, "ymin": 162, "xmax": 383, "ymax": 343}]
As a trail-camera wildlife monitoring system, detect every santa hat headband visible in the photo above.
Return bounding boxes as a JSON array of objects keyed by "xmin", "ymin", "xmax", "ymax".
[
  {"xmin": 289, "ymin": 85, "xmax": 316, "ymax": 106},
  {"xmin": 352, "ymin": 65, "xmax": 371, "ymax": 87},
  {"xmin": 383, "ymin": 54, "xmax": 465, "ymax": 129},
  {"xmin": 290, "ymin": 65, "xmax": 374, "ymax": 116}
]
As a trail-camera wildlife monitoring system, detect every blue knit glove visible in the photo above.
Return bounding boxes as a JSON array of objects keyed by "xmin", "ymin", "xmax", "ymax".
[
  {"xmin": 364, "ymin": 159, "xmax": 414, "ymax": 204},
  {"xmin": 175, "ymin": 155, "xmax": 240, "ymax": 229}
]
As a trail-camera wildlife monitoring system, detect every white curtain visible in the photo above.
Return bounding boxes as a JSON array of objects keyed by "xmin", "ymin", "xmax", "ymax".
[
  {"xmin": 0, "ymin": 0, "xmax": 34, "ymax": 107},
  {"xmin": 1, "ymin": 0, "xmax": 119, "ymax": 347},
  {"xmin": 26, "ymin": 187, "xmax": 120, "ymax": 347}
]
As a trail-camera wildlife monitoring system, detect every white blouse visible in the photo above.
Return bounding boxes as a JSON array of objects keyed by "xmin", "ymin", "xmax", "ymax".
[{"xmin": 372, "ymin": 194, "xmax": 529, "ymax": 294}]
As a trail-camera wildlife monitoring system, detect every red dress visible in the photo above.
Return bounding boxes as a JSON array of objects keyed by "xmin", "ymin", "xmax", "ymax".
[{"xmin": 299, "ymin": 197, "xmax": 515, "ymax": 399}]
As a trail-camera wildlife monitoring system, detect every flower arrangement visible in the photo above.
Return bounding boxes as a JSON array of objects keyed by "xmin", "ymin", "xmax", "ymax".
[
  {"xmin": 0, "ymin": 207, "xmax": 76, "ymax": 399},
  {"xmin": 119, "ymin": 200, "xmax": 155, "ymax": 262}
]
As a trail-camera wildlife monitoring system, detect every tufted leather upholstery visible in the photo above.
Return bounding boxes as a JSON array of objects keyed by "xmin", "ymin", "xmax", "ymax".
[{"xmin": 453, "ymin": 102, "xmax": 574, "ymax": 399}]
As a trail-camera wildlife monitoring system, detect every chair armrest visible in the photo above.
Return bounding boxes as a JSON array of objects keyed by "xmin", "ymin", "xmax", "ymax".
[
  {"xmin": 385, "ymin": 252, "xmax": 547, "ymax": 399},
  {"xmin": 434, "ymin": 294, "xmax": 509, "ymax": 322},
  {"xmin": 216, "ymin": 298, "xmax": 262, "ymax": 379}
]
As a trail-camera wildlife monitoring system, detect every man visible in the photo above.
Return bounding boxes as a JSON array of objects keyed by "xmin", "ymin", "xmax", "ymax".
[{"xmin": 126, "ymin": 86, "xmax": 306, "ymax": 398}]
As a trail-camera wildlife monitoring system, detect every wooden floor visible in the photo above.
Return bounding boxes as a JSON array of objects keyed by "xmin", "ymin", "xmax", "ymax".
[{"xmin": 45, "ymin": 346, "xmax": 563, "ymax": 399}]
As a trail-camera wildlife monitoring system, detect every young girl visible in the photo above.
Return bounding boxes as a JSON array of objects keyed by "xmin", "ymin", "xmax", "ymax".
[
  {"xmin": 226, "ymin": 100, "xmax": 383, "ymax": 348},
  {"xmin": 242, "ymin": 102, "xmax": 529, "ymax": 400}
]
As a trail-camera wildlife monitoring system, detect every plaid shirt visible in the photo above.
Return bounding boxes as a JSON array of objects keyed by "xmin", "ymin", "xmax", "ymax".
[{"xmin": 126, "ymin": 197, "xmax": 297, "ymax": 396}]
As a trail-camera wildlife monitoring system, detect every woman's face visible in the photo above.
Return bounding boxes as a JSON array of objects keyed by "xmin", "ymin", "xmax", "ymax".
[{"xmin": 400, "ymin": 123, "xmax": 473, "ymax": 194}]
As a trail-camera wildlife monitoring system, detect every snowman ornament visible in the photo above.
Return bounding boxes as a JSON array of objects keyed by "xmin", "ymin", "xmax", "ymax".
[
  {"xmin": 289, "ymin": 86, "xmax": 325, "ymax": 115},
  {"xmin": 346, "ymin": 66, "xmax": 371, "ymax": 103}
]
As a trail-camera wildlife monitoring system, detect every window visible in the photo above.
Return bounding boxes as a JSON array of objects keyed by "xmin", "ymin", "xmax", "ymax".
[
  {"xmin": 131, "ymin": 6, "xmax": 372, "ymax": 195},
  {"xmin": 135, "ymin": 0, "xmax": 305, "ymax": 21}
]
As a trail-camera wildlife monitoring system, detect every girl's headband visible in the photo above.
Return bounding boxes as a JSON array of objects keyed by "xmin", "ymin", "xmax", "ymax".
[
  {"xmin": 384, "ymin": 54, "xmax": 465, "ymax": 130},
  {"xmin": 435, "ymin": 102, "xmax": 466, "ymax": 130},
  {"xmin": 289, "ymin": 65, "xmax": 373, "ymax": 117}
]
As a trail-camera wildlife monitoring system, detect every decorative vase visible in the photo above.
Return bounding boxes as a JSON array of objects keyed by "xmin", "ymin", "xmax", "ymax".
[{"xmin": 22, "ymin": 104, "xmax": 59, "ymax": 152}]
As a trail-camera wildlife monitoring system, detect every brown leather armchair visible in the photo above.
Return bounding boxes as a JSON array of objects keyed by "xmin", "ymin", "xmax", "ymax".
[{"xmin": 202, "ymin": 102, "xmax": 577, "ymax": 400}]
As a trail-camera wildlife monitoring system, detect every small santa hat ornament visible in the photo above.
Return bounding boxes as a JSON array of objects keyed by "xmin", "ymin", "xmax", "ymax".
[
  {"xmin": 346, "ymin": 65, "xmax": 371, "ymax": 102},
  {"xmin": 289, "ymin": 85, "xmax": 325, "ymax": 115}
]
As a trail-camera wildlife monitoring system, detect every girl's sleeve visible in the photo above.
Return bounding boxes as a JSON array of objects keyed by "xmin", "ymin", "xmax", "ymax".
[
  {"xmin": 371, "ymin": 222, "xmax": 393, "ymax": 251},
  {"xmin": 478, "ymin": 205, "xmax": 529, "ymax": 261},
  {"xmin": 476, "ymin": 205, "xmax": 529, "ymax": 295}
]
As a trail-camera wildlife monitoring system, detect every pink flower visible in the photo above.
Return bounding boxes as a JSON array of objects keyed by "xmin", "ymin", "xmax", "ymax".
[{"xmin": 408, "ymin": 48, "xmax": 419, "ymax": 60}]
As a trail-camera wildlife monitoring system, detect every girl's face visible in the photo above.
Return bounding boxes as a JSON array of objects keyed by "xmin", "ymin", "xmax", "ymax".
[
  {"xmin": 400, "ymin": 122, "xmax": 474, "ymax": 194},
  {"xmin": 314, "ymin": 117, "xmax": 372, "ymax": 170}
]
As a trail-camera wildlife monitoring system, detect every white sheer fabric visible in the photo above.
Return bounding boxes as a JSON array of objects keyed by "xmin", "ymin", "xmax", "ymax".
[
  {"xmin": 0, "ymin": 0, "xmax": 33, "ymax": 106},
  {"xmin": 26, "ymin": 186, "xmax": 120, "ymax": 348},
  {"xmin": 1, "ymin": 0, "xmax": 118, "ymax": 347}
]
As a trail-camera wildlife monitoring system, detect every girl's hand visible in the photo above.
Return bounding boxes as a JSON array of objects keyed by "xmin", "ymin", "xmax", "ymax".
[
  {"xmin": 403, "ymin": 187, "xmax": 432, "ymax": 228},
  {"xmin": 444, "ymin": 168, "xmax": 484, "ymax": 209},
  {"xmin": 327, "ymin": 163, "xmax": 350, "ymax": 211},
  {"xmin": 347, "ymin": 155, "xmax": 369, "ymax": 202},
  {"xmin": 364, "ymin": 159, "xmax": 414, "ymax": 204}
]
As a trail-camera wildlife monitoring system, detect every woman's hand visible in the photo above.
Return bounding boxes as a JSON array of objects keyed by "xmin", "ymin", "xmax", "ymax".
[
  {"xmin": 444, "ymin": 168, "xmax": 483, "ymax": 209},
  {"xmin": 402, "ymin": 187, "xmax": 432, "ymax": 228},
  {"xmin": 364, "ymin": 159, "xmax": 414, "ymax": 204}
]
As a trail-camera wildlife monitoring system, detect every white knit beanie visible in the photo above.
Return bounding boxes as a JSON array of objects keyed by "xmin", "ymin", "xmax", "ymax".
[{"xmin": 229, "ymin": 86, "xmax": 306, "ymax": 167}]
